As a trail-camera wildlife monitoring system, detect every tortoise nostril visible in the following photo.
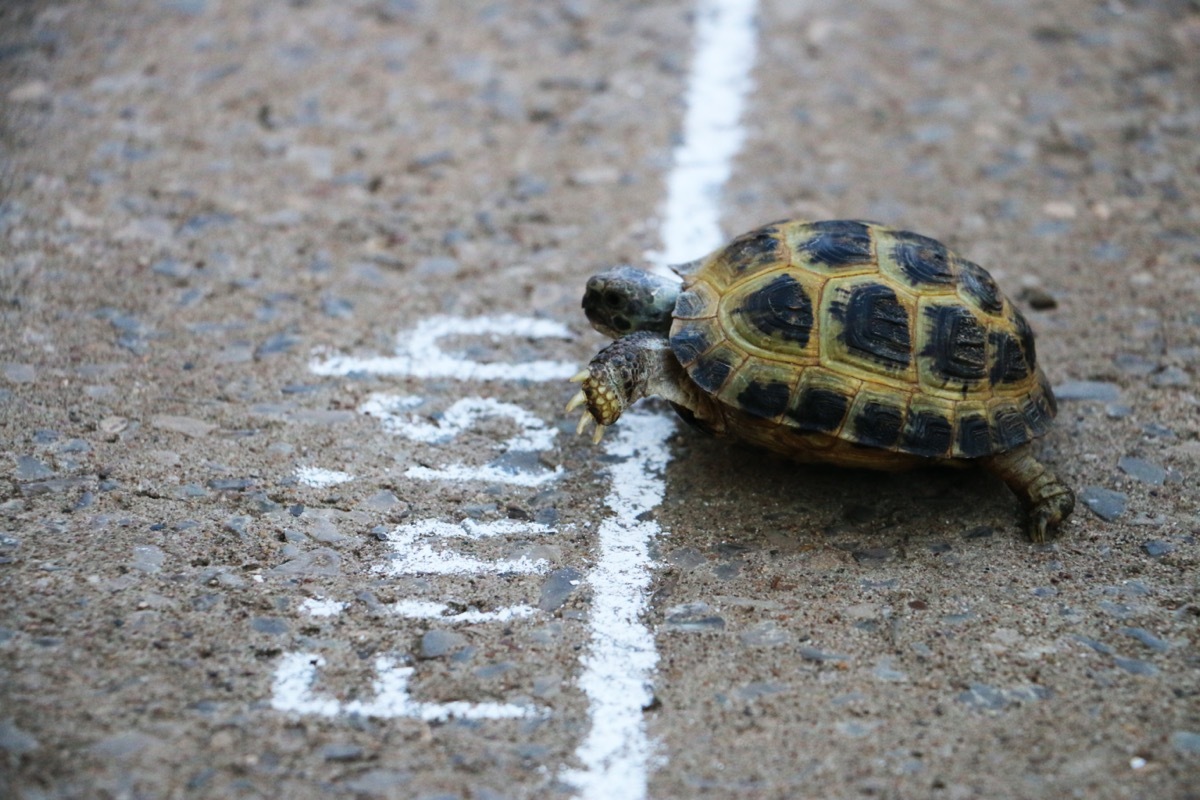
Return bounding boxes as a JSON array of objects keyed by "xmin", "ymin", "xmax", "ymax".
[{"xmin": 604, "ymin": 291, "xmax": 623, "ymax": 308}]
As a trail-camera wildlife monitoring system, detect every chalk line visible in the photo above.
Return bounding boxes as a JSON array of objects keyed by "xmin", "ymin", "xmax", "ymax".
[
  {"xmin": 271, "ymin": 653, "xmax": 537, "ymax": 721},
  {"xmin": 649, "ymin": 0, "xmax": 760, "ymax": 270},
  {"xmin": 309, "ymin": 314, "xmax": 577, "ymax": 382},
  {"xmin": 567, "ymin": 0, "xmax": 760, "ymax": 797},
  {"xmin": 295, "ymin": 466, "xmax": 354, "ymax": 488},
  {"xmin": 374, "ymin": 518, "xmax": 556, "ymax": 576},
  {"xmin": 560, "ymin": 412, "xmax": 678, "ymax": 797}
]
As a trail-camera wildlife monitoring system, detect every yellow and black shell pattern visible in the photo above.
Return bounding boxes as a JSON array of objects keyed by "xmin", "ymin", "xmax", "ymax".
[{"xmin": 669, "ymin": 220, "xmax": 1056, "ymax": 460}]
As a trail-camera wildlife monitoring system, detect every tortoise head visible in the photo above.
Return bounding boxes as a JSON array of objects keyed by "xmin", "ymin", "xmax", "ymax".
[{"xmin": 582, "ymin": 266, "xmax": 680, "ymax": 339}]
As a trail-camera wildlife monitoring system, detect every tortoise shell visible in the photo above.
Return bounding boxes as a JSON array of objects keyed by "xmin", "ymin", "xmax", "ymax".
[{"xmin": 668, "ymin": 219, "xmax": 1056, "ymax": 460}]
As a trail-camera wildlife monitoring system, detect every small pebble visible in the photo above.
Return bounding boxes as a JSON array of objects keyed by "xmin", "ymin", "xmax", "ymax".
[
  {"xmin": 15, "ymin": 456, "xmax": 54, "ymax": 481},
  {"xmin": 341, "ymin": 770, "xmax": 412, "ymax": 794},
  {"xmin": 151, "ymin": 257, "xmax": 191, "ymax": 280},
  {"xmin": 1112, "ymin": 353, "xmax": 1157, "ymax": 376},
  {"xmin": 797, "ymin": 646, "xmax": 849, "ymax": 663},
  {"xmin": 872, "ymin": 658, "xmax": 909, "ymax": 682},
  {"xmin": 1112, "ymin": 656, "xmax": 1158, "ymax": 676},
  {"xmin": 739, "ymin": 621, "xmax": 791, "ymax": 647},
  {"xmin": 1119, "ymin": 627, "xmax": 1170, "ymax": 653},
  {"xmin": 1054, "ymin": 381, "xmax": 1121, "ymax": 402},
  {"xmin": 152, "ymin": 415, "xmax": 217, "ymax": 438},
  {"xmin": 538, "ymin": 567, "xmax": 582, "ymax": 612},
  {"xmin": 2, "ymin": 364, "xmax": 36, "ymax": 383},
  {"xmin": 321, "ymin": 743, "xmax": 364, "ymax": 762},
  {"xmin": 1171, "ymin": 731, "xmax": 1200, "ymax": 755},
  {"xmin": 0, "ymin": 719, "xmax": 39, "ymax": 754},
  {"xmin": 1104, "ymin": 404, "xmax": 1133, "ymax": 419},
  {"xmin": 413, "ymin": 256, "xmax": 459, "ymax": 276},
  {"xmin": 1020, "ymin": 286, "xmax": 1058, "ymax": 309},
  {"xmin": 962, "ymin": 525, "xmax": 994, "ymax": 539},
  {"xmin": 664, "ymin": 602, "xmax": 725, "ymax": 632},
  {"xmin": 1142, "ymin": 423, "xmax": 1175, "ymax": 439},
  {"xmin": 666, "ymin": 547, "xmax": 706, "ymax": 570},
  {"xmin": 1079, "ymin": 486, "xmax": 1127, "ymax": 521},
  {"xmin": 1118, "ymin": 456, "xmax": 1167, "ymax": 486},
  {"xmin": 852, "ymin": 547, "xmax": 896, "ymax": 565},
  {"xmin": 321, "ymin": 295, "xmax": 353, "ymax": 318},
  {"xmin": 1140, "ymin": 540, "xmax": 1174, "ymax": 557},
  {"xmin": 268, "ymin": 548, "xmax": 341, "ymax": 576},
  {"xmin": 420, "ymin": 629, "xmax": 467, "ymax": 658},
  {"xmin": 1073, "ymin": 635, "xmax": 1113, "ymax": 655},
  {"xmin": 129, "ymin": 545, "xmax": 165, "ymax": 573},
  {"xmin": 255, "ymin": 332, "xmax": 300, "ymax": 359},
  {"xmin": 251, "ymin": 617, "xmax": 289, "ymax": 635},
  {"xmin": 1150, "ymin": 366, "xmax": 1191, "ymax": 387}
]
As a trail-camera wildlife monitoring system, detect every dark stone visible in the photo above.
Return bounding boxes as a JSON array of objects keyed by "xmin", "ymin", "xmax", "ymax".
[
  {"xmin": 1117, "ymin": 456, "xmax": 1166, "ymax": 486},
  {"xmin": 537, "ymin": 567, "xmax": 583, "ymax": 612},
  {"xmin": 1140, "ymin": 540, "xmax": 1174, "ymax": 557},
  {"xmin": 1119, "ymin": 627, "xmax": 1170, "ymax": 653},
  {"xmin": 251, "ymin": 617, "xmax": 289, "ymax": 635},
  {"xmin": 1079, "ymin": 486, "xmax": 1127, "ymax": 521},
  {"xmin": 419, "ymin": 629, "xmax": 467, "ymax": 658},
  {"xmin": 797, "ymin": 646, "xmax": 849, "ymax": 663},
  {"xmin": 1112, "ymin": 656, "xmax": 1158, "ymax": 676},
  {"xmin": 1054, "ymin": 381, "xmax": 1120, "ymax": 402}
]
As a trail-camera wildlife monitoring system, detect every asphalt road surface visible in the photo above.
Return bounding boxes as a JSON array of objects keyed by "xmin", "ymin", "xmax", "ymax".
[{"xmin": 1, "ymin": 1, "xmax": 1198, "ymax": 798}]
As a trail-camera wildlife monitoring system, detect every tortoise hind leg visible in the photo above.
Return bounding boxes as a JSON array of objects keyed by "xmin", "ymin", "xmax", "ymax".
[{"xmin": 981, "ymin": 445, "xmax": 1075, "ymax": 543}]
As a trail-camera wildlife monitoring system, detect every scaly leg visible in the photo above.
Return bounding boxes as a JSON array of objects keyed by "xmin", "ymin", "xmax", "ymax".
[
  {"xmin": 565, "ymin": 331, "xmax": 719, "ymax": 441},
  {"xmin": 982, "ymin": 444, "xmax": 1075, "ymax": 543}
]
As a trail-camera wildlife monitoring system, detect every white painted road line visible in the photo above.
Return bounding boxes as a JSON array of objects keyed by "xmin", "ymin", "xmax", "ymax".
[
  {"xmin": 271, "ymin": 653, "xmax": 538, "ymax": 722},
  {"xmin": 309, "ymin": 314, "xmax": 577, "ymax": 382},
  {"xmin": 650, "ymin": 0, "xmax": 761, "ymax": 269},
  {"xmin": 563, "ymin": 411, "xmax": 678, "ymax": 798},
  {"xmin": 567, "ymin": 0, "xmax": 761, "ymax": 797},
  {"xmin": 294, "ymin": 466, "xmax": 355, "ymax": 488}
]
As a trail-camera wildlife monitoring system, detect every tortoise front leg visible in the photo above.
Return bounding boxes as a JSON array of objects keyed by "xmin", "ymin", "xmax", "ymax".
[
  {"xmin": 566, "ymin": 331, "xmax": 720, "ymax": 441},
  {"xmin": 981, "ymin": 445, "xmax": 1075, "ymax": 543}
]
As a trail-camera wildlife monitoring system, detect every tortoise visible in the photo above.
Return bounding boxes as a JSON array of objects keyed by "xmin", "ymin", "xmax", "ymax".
[{"xmin": 566, "ymin": 219, "xmax": 1074, "ymax": 542}]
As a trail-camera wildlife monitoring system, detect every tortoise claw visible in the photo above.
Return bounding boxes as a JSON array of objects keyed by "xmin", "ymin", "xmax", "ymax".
[
  {"xmin": 565, "ymin": 389, "xmax": 587, "ymax": 414},
  {"xmin": 569, "ymin": 370, "xmax": 589, "ymax": 384},
  {"xmin": 591, "ymin": 423, "xmax": 606, "ymax": 444},
  {"xmin": 575, "ymin": 410, "xmax": 597, "ymax": 437}
]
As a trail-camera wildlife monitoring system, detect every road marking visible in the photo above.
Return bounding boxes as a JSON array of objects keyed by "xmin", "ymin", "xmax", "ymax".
[
  {"xmin": 361, "ymin": 395, "xmax": 558, "ymax": 451},
  {"xmin": 309, "ymin": 314, "xmax": 577, "ymax": 382},
  {"xmin": 294, "ymin": 466, "xmax": 355, "ymax": 488},
  {"xmin": 374, "ymin": 518, "xmax": 556, "ymax": 576},
  {"xmin": 299, "ymin": 597, "xmax": 348, "ymax": 617},
  {"xmin": 387, "ymin": 599, "xmax": 539, "ymax": 623},
  {"xmin": 566, "ymin": 0, "xmax": 761, "ymax": 797},
  {"xmin": 649, "ymin": 0, "xmax": 760, "ymax": 269},
  {"xmin": 271, "ymin": 653, "xmax": 537, "ymax": 721},
  {"xmin": 562, "ymin": 411, "xmax": 677, "ymax": 797}
]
